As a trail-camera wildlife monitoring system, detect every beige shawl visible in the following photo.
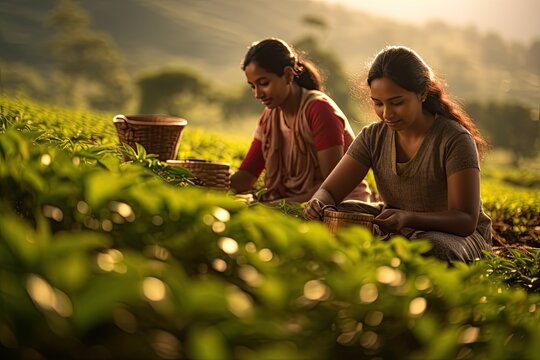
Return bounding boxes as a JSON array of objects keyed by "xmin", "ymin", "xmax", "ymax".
[{"xmin": 261, "ymin": 88, "xmax": 347, "ymax": 201}]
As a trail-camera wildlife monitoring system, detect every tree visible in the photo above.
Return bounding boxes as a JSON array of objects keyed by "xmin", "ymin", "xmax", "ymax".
[
  {"xmin": 293, "ymin": 36, "xmax": 358, "ymax": 121},
  {"xmin": 0, "ymin": 62, "xmax": 48, "ymax": 100},
  {"xmin": 220, "ymin": 85, "xmax": 262, "ymax": 121},
  {"xmin": 46, "ymin": 0, "xmax": 132, "ymax": 110},
  {"xmin": 137, "ymin": 68, "xmax": 209, "ymax": 114},
  {"xmin": 467, "ymin": 101, "xmax": 539, "ymax": 166},
  {"xmin": 481, "ymin": 33, "xmax": 510, "ymax": 68},
  {"xmin": 526, "ymin": 39, "xmax": 540, "ymax": 74}
]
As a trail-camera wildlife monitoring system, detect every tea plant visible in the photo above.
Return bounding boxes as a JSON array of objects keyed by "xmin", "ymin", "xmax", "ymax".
[{"xmin": 1, "ymin": 95, "xmax": 540, "ymax": 359}]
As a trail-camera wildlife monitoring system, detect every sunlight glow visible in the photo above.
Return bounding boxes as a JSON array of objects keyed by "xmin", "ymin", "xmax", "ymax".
[
  {"xmin": 360, "ymin": 331, "xmax": 379, "ymax": 350},
  {"xmin": 212, "ymin": 221, "xmax": 226, "ymax": 233},
  {"xmin": 151, "ymin": 330, "xmax": 181, "ymax": 359},
  {"xmin": 97, "ymin": 249, "xmax": 126, "ymax": 273},
  {"xmin": 376, "ymin": 266, "xmax": 404, "ymax": 286},
  {"xmin": 42, "ymin": 205, "xmax": 63, "ymax": 222},
  {"xmin": 414, "ymin": 275, "xmax": 432, "ymax": 291},
  {"xmin": 113, "ymin": 307, "xmax": 137, "ymax": 334},
  {"xmin": 258, "ymin": 248, "xmax": 273, "ymax": 262},
  {"xmin": 76, "ymin": 201, "xmax": 90, "ymax": 214},
  {"xmin": 143, "ymin": 277, "xmax": 166, "ymax": 302},
  {"xmin": 304, "ymin": 280, "xmax": 329, "ymax": 301},
  {"xmin": 359, "ymin": 283, "xmax": 378, "ymax": 304},
  {"xmin": 409, "ymin": 297, "xmax": 427, "ymax": 316},
  {"xmin": 109, "ymin": 201, "xmax": 135, "ymax": 222},
  {"xmin": 238, "ymin": 265, "xmax": 263, "ymax": 287},
  {"xmin": 26, "ymin": 275, "xmax": 73, "ymax": 317},
  {"xmin": 40, "ymin": 154, "xmax": 52, "ymax": 166},
  {"xmin": 27, "ymin": 275, "xmax": 54, "ymax": 310},
  {"xmin": 365, "ymin": 310, "xmax": 383, "ymax": 327},
  {"xmin": 227, "ymin": 287, "xmax": 253, "ymax": 317},
  {"xmin": 460, "ymin": 326, "xmax": 480, "ymax": 344},
  {"xmin": 212, "ymin": 258, "xmax": 227, "ymax": 272},
  {"xmin": 245, "ymin": 242, "xmax": 257, "ymax": 253},
  {"xmin": 218, "ymin": 237, "xmax": 239, "ymax": 255},
  {"xmin": 212, "ymin": 207, "xmax": 231, "ymax": 222}
]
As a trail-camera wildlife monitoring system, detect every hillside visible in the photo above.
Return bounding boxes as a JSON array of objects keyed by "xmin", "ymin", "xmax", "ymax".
[{"xmin": 1, "ymin": 0, "xmax": 538, "ymax": 105}]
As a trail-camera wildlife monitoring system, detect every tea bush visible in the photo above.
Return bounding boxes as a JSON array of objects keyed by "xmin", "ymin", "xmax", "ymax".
[{"xmin": 1, "ymin": 96, "xmax": 540, "ymax": 359}]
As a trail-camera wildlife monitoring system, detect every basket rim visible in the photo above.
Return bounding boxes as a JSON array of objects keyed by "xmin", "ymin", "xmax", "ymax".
[
  {"xmin": 323, "ymin": 209, "xmax": 374, "ymax": 221},
  {"xmin": 113, "ymin": 114, "xmax": 187, "ymax": 126},
  {"xmin": 167, "ymin": 159, "xmax": 231, "ymax": 167}
]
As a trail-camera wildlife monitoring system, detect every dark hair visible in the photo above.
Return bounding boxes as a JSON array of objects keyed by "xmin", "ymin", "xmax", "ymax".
[
  {"xmin": 367, "ymin": 45, "xmax": 487, "ymax": 158},
  {"xmin": 242, "ymin": 38, "xmax": 323, "ymax": 91}
]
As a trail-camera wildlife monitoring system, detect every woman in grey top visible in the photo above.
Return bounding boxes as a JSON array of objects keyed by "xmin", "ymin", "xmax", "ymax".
[{"xmin": 303, "ymin": 46, "xmax": 492, "ymax": 263}]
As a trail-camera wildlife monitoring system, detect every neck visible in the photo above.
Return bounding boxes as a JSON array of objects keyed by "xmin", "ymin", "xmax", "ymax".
[
  {"xmin": 279, "ymin": 83, "xmax": 303, "ymax": 117},
  {"xmin": 397, "ymin": 110, "xmax": 435, "ymax": 140}
]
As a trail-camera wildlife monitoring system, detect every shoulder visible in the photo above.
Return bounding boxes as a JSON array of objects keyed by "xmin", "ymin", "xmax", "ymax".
[
  {"xmin": 304, "ymin": 90, "xmax": 347, "ymax": 118},
  {"xmin": 434, "ymin": 116, "xmax": 474, "ymax": 144},
  {"xmin": 305, "ymin": 98, "xmax": 340, "ymax": 119},
  {"xmin": 358, "ymin": 121, "xmax": 387, "ymax": 140},
  {"xmin": 436, "ymin": 115, "xmax": 469, "ymax": 134},
  {"xmin": 304, "ymin": 96, "xmax": 347, "ymax": 132}
]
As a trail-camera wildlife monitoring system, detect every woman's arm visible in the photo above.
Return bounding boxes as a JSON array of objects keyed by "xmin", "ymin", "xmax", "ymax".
[
  {"xmin": 304, "ymin": 154, "xmax": 370, "ymax": 220},
  {"xmin": 230, "ymin": 138, "xmax": 265, "ymax": 194},
  {"xmin": 230, "ymin": 170, "xmax": 257, "ymax": 194},
  {"xmin": 373, "ymin": 168, "xmax": 480, "ymax": 236},
  {"xmin": 316, "ymin": 144, "xmax": 343, "ymax": 178}
]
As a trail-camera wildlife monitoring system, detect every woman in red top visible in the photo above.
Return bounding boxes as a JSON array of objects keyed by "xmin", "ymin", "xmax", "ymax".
[{"xmin": 230, "ymin": 38, "xmax": 371, "ymax": 202}]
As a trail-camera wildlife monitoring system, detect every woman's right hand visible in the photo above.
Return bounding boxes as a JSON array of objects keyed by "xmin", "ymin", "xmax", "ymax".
[{"xmin": 303, "ymin": 198, "xmax": 325, "ymax": 221}]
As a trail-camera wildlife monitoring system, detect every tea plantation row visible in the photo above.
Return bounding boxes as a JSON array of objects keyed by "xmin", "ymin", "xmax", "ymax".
[{"xmin": 1, "ymin": 96, "xmax": 539, "ymax": 359}]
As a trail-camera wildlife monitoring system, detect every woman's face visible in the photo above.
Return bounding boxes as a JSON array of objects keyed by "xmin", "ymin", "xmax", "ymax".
[
  {"xmin": 244, "ymin": 61, "xmax": 291, "ymax": 109},
  {"xmin": 369, "ymin": 77, "xmax": 424, "ymax": 131}
]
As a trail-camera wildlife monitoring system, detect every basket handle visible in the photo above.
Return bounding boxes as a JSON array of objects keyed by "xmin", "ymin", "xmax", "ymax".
[
  {"xmin": 113, "ymin": 114, "xmax": 128, "ymax": 123},
  {"xmin": 321, "ymin": 204, "xmax": 338, "ymax": 217}
]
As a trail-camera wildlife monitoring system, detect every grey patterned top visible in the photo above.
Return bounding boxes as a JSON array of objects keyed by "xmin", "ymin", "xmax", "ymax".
[{"xmin": 347, "ymin": 116, "xmax": 492, "ymax": 240}]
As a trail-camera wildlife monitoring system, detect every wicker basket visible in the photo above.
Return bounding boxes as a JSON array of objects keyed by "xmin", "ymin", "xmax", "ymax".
[
  {"xmin": 113, "ymin": 114, "xmax": 187, "ymax": 161},
  {"xmin": 323, "ymin": 209, "xmax": 374, "ymax": 234},
  {"xmin": 167, "ymin": 159, "xmax": 230, "ymax": 191}
]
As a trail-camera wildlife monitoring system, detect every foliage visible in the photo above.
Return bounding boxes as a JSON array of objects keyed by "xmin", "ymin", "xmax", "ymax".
[
  {"xmin": 137, "ymin": 68, "xmax": 210, "ymax": 114},
  {"xmin": 467, "ymin": 101, "xmax": 539, "ymax": 166},
  {"xmin": 1, "ymin": 95, "xmax": 540, "ymax": 359},
  {"xmin": 46, "ymin": 0, "xmax": 133, "ymax": 110},
  {"xmin": 220, "ymin": 86, "xmax": 263, "ymax": 122},
  {"xmin": 526, "ymin": 39, "xmax": 540, "ymax": 73},
  {"xmin": 481, "ymin": 170, "xmax": 540, "ymax": 246},
  {"xmin": 294, "ymin": 35, "xmax": 359, "ymax": 121},
  {"xmin": 3, "ymin": 0, "xmax": 539, "ymax": 114},
  {"xmin": 484, "ymin": 247, "xmax": 540, "ymax": 293},
  {"xmin": 0, "ymin": 62, "xmax": 49, "ymax": 101}
]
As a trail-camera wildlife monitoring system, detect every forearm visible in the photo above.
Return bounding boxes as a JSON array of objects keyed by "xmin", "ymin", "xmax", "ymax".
[
  {"xmin": 230, "ymin": 170, "xmax": 256, "ymax": 193},
  {"xmin": 310, "ymin": 187, "xmax": 336, "ymax": 205},
  {"xmin": 404, "ymin": 209, "xmax": 478, "ymax": 237}
]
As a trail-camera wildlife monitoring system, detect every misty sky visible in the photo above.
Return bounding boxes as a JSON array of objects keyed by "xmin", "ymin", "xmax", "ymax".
[{"xmin": 319, "ymin": 0, "xmax": 540, "ymax": 43}]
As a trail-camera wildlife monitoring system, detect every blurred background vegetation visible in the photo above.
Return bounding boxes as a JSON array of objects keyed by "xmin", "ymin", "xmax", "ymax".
[
  {"xmin": 1, "ymin": 2, "xmax": 539, "ymax": 357},
  {"xmin": 1, "ymin": 0, "xmax": 539, "ymax": 165}
]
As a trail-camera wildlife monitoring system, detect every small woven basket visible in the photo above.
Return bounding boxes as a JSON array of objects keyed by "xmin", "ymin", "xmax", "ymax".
[
  {"xmin": 167, "ymin": 159, "xmax": 230, "ymax": 191},
  {"xmin": 113, "ymin": 114, "xmax": 187, "ymax": 161},
  {"xmin": 323, "ymin": 209, "xmax": 374, "ymax": 234}
]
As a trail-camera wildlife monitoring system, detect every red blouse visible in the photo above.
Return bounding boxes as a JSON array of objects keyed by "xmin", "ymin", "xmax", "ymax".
[{"xmin": 239, "ymin": 99, "xmax": 354, "ymax": 177}]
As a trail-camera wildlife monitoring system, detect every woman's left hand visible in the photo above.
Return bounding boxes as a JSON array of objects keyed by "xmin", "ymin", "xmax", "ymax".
[
  {"xmin": 303, "ymin": 198, "xmax": 325, "ymax": 221},
  {"xmin": 373, "ymin": 209, "xmax": 410, "ymax": 233}
]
